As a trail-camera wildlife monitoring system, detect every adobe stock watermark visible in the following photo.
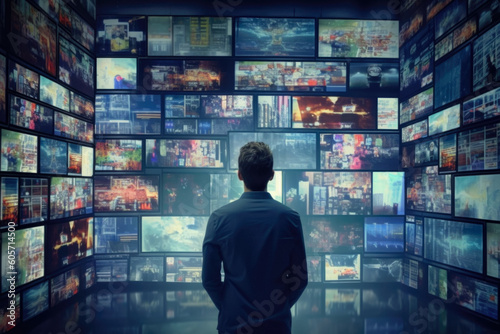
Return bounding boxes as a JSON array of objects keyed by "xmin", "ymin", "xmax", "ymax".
[
  {"xmin": 223, "ymin": 259, "xmax": 308, "ymax": 334},
  {"xmin": 5, "ymin": 222, "xmax": 17, "ymax": 328}
]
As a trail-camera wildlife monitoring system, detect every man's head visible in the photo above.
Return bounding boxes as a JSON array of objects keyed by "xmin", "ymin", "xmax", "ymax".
[{"xmin": 238, "ymin": 142, "xmax": 274, "ymax": 191}]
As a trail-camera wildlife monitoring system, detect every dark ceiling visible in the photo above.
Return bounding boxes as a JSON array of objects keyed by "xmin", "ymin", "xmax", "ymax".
[{"xmin": 96, "ymin": 0, "xmax": 400, "ymax": 19}]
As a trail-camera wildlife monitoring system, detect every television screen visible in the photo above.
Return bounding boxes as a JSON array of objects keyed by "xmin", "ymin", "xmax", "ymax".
[
  {"xmin": 96, "ymin": 58, "xmax": 137, "ymax": 90},
  {"xmin": 129, "ymin": 256, "xmax": 164, "ymax": 282},
  {"xmin": 208, "ymin": 118, "xmax": 255, "ymax": 135},
  {"xmin": 455, "ymin": 173, "xmax": 500, "ymax": 221},
  {"xmin": 50, "ymin": 177, "xmax": 93, "ymax": 219},
  {"xmin": 94, "ymin": 217, "xmax": 138, "ymax": 254},
  {"xmin": 9, "ymin": 96, "xmax": 54, "ymax": 134},
  {"xmin": 210, "ymin": 171, "xmax": 283, "ymax": 212},
  {"xmin": 402, "ymin": 259, "xmax": 420, "ymax": 289},
  {"xmin": 401, "ymin": 144, "xmax": 415, "ymax": 169},
  {"xmin": 229, "ymin": 132, "xmax": 316, "ymax": 170},
  {"xmin": 234, "ymin": 61, "xmax": 347, "ymax": 92},
  {"xmin": 324, "ymin": 254, "xmax": 361, "ymax": 281},
  {"xmin": 50, "ymin": 267, "xmax": 80, "ymax": 307},
  {"xmin": 1, "ymin": 129, "xmax": 38, "ymax": 173},
  {"xmin": 435, "ymin": 45, "xmax": 471, "ymax": 108},
  {"xmin": 399, "ymin": 7, "xmax": 424, "ymax": 47},
  {"xmin": 65, "ymin": 0, "xmax": 96, "ymax": 20},
  {"xmin": 141, "ymin": 59, "xmax": 224, "ymax": 91},
  {"xmin": 428, "ymin": 104, "xmax": 460, "ymax": 136},
  {"xmin": 320, "ymin": 134, "xmax": 399, "ymax": 170},
  {"xmin": 364, "ymin": 217, "xmax": 404, "ymax": 253},
  {"xmin": 235, "ymin": 18, "xmax": 315, "ymax": 57},
  {"xmin": 349, "ymin": 63, "xmax": 399, "ymax": 92},
  {"xmin": 20, "ymin": 178, "xmax": 48, "ymax": 225},
  {"xmin": 439, "ymin": 133, "xmax": 457, "ymax": 173},
  {"xmin": 81, "ymin": 146, "xmax": 93, "ymax": 177},
  {"xmin": 95, "ymin": 140, "xmax": 142, "ymax": 171},
  {"xmin": 435, "ymin": 33, "xmax": 454, "ymax": 61},
  {"xmin": 70, "ymin": 92, "xmax": 94, "ymax": 121},
  {"xmin": 405, "ymin": 215, "xmax": 423, "ymax": 256},
  {"xmin": 414, "ymin": 138, "xmax": 439, "ymax": 165},
  {"xmin": 164, "ymin": 119, "xmax": 197, "ymax": 134},
  {"xmin": 64, "ymin": 7, "xmax": 95, "ymax": 53},
  {"xmin": 400, "ymin": 88, "xmax": 434, "ymax": 124},
  {"xmin": 200, "ymin": 95, "xmax": 253, "ymax": 118},
  {"xmin": 173, "ymin": 17, "xmax": 232, "ymax": 56},
  {"xmin": 1, "ymin": 177, "xmax": 17, "ymax": 227},
  {"xmin": 142, "ymin": 216, "xmax": 208, "ymax": 253},
  {"xmin": 9, "ymin": 0, "xmax": 57, "ymax": 76},
  {"xmin": 427, "ymin": 0, "xmax": 454, "ymax": 20},
  {"xmin": 257, "ymin": 95, "xmax": 291, "ymax": 128},
  {"xmin": 400, "ymin": 22, "xmax": 434, "ymax": 98},
  {"xmin": 462, "ymin": 87, "xmax": 500, "ymax": 125},
  {"xmin": 377, "ymin": 98, "xmax": 399, "ymax": 130},
  {"xmin": 487, "ymin": 223, "xmax": 500, "ymax": 278},
  {"xmin": 84, "ymin": 261, "xmax": 96, "ymax": 289},
  {"xmin": 59, "ymin": 35, "xmax": 95, "ymax": 97},
  {"xmin": 40, "ymin": 76, "xmax": 70, "ymax": 112},
  {"xmin": 22, "ymin": 280, "xmax": 49, "ymax": 321},
  {"xmin": 428, "ymin": 265, "xmax": 448, "ymax": 299},
  {"xmin": 457, "ymin": 123, "xmax": 500, "ymax": 171},
  {"xmin": 435, "ymin": 0, "xmax": 467, "ymax": 39},
  {"xmin": 1, "ymin": 226, "xmax": 44, "ymax": 292},
  {"xmin": 67, "ymin": 143, "xmax": 82, "ymax": 176},
  {"xmin": 425, "ymin": 218, "xmax": 483, "ymax": 273},
  {"xmin": 401, "ymin": 119, "xmax": 428, "ymax": 143},
  {"xmin": 372, "ymin": 172, "xmax": 405, "ymax": 215},
  {"xmin": 453, "ymin": 18, "xmax": 477, "ymax": 49},
  {"xmin": 292, "ymin": 96, "xmax": 376, "ymax": 129},
  {"xmin": 362, "ymin": 258, "xmax": 402, "ymax": 283},
  {"xmin": 40, "ymin": 137, "xmax": 67, "ymax": 174},
  {"xmin": 449, "ymin": 271, "xmax": 498, "ymax": 319},
  {"xmin": 97, "ymin": 16, "xmax": 146, "ymax": 55},
  {"xmin": 95, "ymin": 94, "xmax": 162, "ymax": 135},
  {"xmin": 284, "ymin": 171, "xmax": 371, "ymax": 216},
  {"xmin": 146, "ymin": 139, "xmax": 225, "ymax": 168},
  {"xmin": 8, "ymin": 61, "xmax": 39, "ymax": 99},
  {"xmin": 33, "ymin": 0, "xmax": 59, "ymax": 20},
  {"xmin": 303, "ymin": 216, "xmax": 363, "ymax": 253},
  {"xmin": 307, "ymin": 256, "xmax": 322, "ymax": 283},
  {"xmin": 163, "ymin": 173, "xmax": 210, "ymax": 216},
  {"xmin": 95, "ymin": 258, "xmax": 128, "ymax": 282},
  {"xmin": 94, "ymin": 175, "xmax": 159, "ymax": 212},
  {"xmin": 478, "ymin": 1, "xmax": 500, "ymax": 31},
  {"xmin": 318, "ymin": 19, "xmax": 398, "ymax": 58},
  {"xmin": 47, "ymin": 218, "xmax": 93, "ymax": 273},
  {"xmin": 164, "ymin": 95, "xmax": 201, "ymax": 117},
  {"xmin": 166, "ymin": 256, "xmax": 203, "ymax": 283},
  {"xmin": 0, "ymin": 54, "xmax": 5, "ymax": 123},
  {"xmin": 54, "ymin": 111, "xmax": 94, "ymax": 144},
  {"xmin": 325, "ymin": 289, "xmax": 361, "ymax": 316},
  {"xmin": 148, "ymin": 16, "xmax": 173, "ymax": 56},
  {"xmin": 406, "ymin": 166, "xmax": 452, "ymax": 213}
]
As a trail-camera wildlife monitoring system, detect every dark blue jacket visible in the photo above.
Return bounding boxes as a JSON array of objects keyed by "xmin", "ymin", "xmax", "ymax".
[{"xmin": 202, "ymin": 191, "xmax": 308, "ymax": 334}]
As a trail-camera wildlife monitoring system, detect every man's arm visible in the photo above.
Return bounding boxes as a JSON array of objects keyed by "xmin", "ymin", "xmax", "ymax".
[
  {"xmin": 202, "ymin": 214, "xmax": 224, "ymax": 310},
  {"xmin": 283, "ymin": 213, "xmax": 308, "ymax": 307}
]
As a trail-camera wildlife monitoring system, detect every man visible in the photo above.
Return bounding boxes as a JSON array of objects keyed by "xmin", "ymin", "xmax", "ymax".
[{"xmin": 203, "ymin": 142, "xmax": 308, "ymax": 334}]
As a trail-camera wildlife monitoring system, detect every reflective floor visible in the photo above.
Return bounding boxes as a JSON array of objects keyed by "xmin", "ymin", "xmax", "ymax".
[{"xmin": 18, "ymin": 284, "xmax": 500, "ymax": 334}]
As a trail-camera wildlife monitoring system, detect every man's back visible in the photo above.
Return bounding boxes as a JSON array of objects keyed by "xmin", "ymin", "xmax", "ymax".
[{"xmin": 203, "ymin": 192, "xmax": 307, "ymax": 334}]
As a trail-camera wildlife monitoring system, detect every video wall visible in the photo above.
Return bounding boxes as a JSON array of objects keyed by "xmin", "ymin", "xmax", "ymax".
[{"xmin": 0, "ymin": 0, "xmax": 499, "ymax": 327}]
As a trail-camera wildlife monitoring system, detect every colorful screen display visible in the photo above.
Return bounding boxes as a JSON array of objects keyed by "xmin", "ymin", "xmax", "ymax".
[
  {"xmin": 146, "ymin": 139, "xmax": 225, "ymax": 168},
  {"xmin": 1, "ymin": 129, "xmax": 38, "ymax": 173},
  {"xmin": 173, "ymin": 17, "xmax": 232, "ymax": 56},
  {"xmin": 364, "ymin": 216, "xmax": 404, "ymax": 252},
  {"xmin": 455, "ymin": 174, "xmax": 500, "ymax": 221},
  {"xmin": 50, "ymin": 177, "xmax": 93, "ymax": 219},
  {"xmin": 94, "ymin": 217, "xmax": 139, "ymax": 254},
  {"xmin": 95, "ymin": 140, "xmax": 142, "ymax": 171},
  {"xmin": 406, "ymin": 166, "xmax": 452, "ymax": 214}
]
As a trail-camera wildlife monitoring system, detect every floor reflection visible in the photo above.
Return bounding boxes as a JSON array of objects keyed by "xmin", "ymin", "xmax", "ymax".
[{"xmin": 20, "ymin": 284, "xmax": 499, "ymax": 334}]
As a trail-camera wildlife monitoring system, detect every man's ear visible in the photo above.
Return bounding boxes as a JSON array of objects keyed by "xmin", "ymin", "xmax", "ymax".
[
  {"xmin": 269, "ymin": 170, "xmax": 275, "ymax": 181},
  {"xmin": 237, "ymin": 170, "xmax": 243, "ymax": 181}
]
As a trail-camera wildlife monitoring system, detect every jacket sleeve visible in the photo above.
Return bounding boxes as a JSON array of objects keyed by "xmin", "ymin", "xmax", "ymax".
[
  {"xmin": 202, "ymin": 214, "xmax": 224, "ymax": 310},
  {"xmin": 284, "ymin": 212, "xmax": 308, "ymax": 307}
]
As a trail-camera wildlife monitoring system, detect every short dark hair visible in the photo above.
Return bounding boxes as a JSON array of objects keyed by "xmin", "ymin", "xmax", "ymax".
[{"xmin": 238, "ymin": 142, "xmax": 273, "ymax": 191}]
